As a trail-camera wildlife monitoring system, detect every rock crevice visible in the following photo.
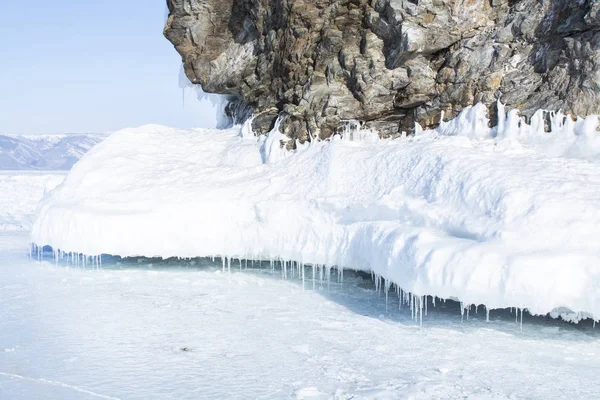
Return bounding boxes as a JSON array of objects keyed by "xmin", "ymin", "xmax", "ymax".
[{"xmin": 164, "ymin": 0, "xmax": 600, "ymax": 141}]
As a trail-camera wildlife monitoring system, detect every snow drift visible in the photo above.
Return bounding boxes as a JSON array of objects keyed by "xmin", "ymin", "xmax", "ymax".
[{"xmin": 31, "ymin": 104, "xmax": 600, "ymax": 321}]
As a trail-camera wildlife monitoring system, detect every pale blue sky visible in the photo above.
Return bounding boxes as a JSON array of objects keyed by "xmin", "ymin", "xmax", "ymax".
[{"xmin": 0, "ymin": 0, "xmax": 217, "ymax": 134}]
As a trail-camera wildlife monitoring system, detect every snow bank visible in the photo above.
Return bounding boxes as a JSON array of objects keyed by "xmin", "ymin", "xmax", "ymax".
[{"xmin": 31, "ymin": 105, "xmax": 600, "ymax": 320}]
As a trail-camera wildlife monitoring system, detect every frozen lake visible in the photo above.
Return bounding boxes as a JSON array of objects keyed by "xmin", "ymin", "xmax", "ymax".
[{"xmin": 2, "ymin": 231, "xmax": 600, "ymax": 399}]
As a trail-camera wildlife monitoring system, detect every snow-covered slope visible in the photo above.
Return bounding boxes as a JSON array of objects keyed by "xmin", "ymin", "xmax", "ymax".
[
  {"xmin": 0, "ymin": 133, "xmax": 107, "ymax": 170},
  {"xmin": 31, "ymin": 106, "xmax": 600, "ymax": 321}
]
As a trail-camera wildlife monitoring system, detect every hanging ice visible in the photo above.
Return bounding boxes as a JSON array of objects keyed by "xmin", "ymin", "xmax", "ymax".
[{"xmin": 30, "ymin": 103, "xmax": 600, "ymax": 323}]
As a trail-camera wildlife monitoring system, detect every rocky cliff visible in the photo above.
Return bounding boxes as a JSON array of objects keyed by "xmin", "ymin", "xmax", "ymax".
[{"xmin": 164, "ymin": 0, "xmax": 600, "ymax": 142}]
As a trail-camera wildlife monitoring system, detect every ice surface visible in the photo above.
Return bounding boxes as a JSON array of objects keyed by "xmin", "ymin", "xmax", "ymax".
[
  {"xmin": 31, "ymin": 103, "xmax": 600, "ymax": 320},
  {"xmin": 3, "ymin": 233, "xmax": 600, "ymax": 399}
]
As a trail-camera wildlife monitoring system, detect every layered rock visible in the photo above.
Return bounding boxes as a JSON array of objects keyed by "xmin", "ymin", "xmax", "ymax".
[{"xmin": 164, "ymin": 0, "xmax": 600, "ymax": 142}]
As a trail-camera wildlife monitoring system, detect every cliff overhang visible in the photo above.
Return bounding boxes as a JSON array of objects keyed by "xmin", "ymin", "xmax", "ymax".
[{"xmin": 164, "ymin": 0, "xmax": 600, "ymax": 142}]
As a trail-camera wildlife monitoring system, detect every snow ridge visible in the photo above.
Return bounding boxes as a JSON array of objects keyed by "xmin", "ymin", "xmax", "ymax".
[{"xmin": 31, "ymin": 105, "xmax": 600, "ymax": 322}]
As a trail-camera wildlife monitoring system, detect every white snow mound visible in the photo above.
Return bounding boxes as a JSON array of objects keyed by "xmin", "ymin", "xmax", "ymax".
[{"xmin": 31, "ymin": 105, "xmax": 600, "ymax": 320}]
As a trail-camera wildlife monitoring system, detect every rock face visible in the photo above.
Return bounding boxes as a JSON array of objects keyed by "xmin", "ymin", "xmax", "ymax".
[{"xmin": 164, "ymin": 0, "xmax": 600, "ymax": 142}]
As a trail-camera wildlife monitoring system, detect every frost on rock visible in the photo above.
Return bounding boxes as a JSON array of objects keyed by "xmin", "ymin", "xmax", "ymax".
[{"xmin": 31, "ymin": 104, "xmax": 600, "ymax": 323}]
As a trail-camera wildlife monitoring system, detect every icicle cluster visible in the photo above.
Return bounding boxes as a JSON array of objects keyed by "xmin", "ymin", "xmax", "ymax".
[
  {"xmin": 31, "ymin": 244, "xmax": 599, "ymax": 328},
  {"xmin": 30, "ymin": 244, "xmax": 102, "ymax": 269},
  {"xmin": 337, "ymin": 120, "xmax": 380, "ymax": 143}
]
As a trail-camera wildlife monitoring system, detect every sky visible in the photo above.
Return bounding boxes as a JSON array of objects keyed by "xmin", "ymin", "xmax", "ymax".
[{"xmin": 0, "ymin": 0, "xmax": 219, "ymax": 134}]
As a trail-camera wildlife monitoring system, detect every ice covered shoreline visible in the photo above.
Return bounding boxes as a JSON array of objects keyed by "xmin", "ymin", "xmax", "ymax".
[{"xmin": 31, "ymin": 104, "xmax": 600, "ymax": 321}]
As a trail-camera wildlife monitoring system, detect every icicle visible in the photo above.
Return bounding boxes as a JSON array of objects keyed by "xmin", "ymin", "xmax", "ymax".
[
  {"xmin": 460, "ymin": 302, "xmax": 465, "ymax": 323},
  {"xmin": 227, "ymin": 257, "xmax": 231, "ymax": 273},
  {"xmin": 385, "ymin": 280, "xmax": 389, "ymax": 312},
  {"xmin": 239, "ymin": 258, "xmax": 242, "ymax": 271},
  {"xmin": 433, "ymin": 296, "xmax": 436, "ymax": 307},
  {"xmin": 222, "ymin": 257, "xmax": 225, "ymax": 272},
  {"xmin": 486, "ymin": 307, "xmax": 490, "ymax": 323},
  {"xmin": 301, "ymin": 262, "xmax": 305, "ymax": 291},
  {"xmin": 283, "ymin": 260, "xmax": 287, "ymax": 280},
  {"xmin": 467, "ymin": 305, "xmax": 470, "ymax": 321},
  {"xmin": 515, "ymin": 307, "xmax": 518, "ymax": 323},
  {"xmin": 419, "ymin": 296, "xmax": 423, "ymax": 328},
  {"xmin": 398, "ymin": 288, "xmax": 402, "ymax": 310},
  {"xmin": 520, "ymin": 308, "xmax": 523, "ymax": 332},
  {"xmin": 312, "ymin": 264, "xmax": 316, "ymax": 290},
  {"xmin": 425, "ymin": 295, "xmax": 428, "ymax": 316}
]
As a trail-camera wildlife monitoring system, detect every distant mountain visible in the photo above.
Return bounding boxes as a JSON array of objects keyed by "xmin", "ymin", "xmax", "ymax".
[{"xmin": 0, "ymin": 134, "xmax": 107, "ymax": 170}]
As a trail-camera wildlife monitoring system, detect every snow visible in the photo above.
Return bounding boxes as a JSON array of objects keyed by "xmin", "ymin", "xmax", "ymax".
[
  {"xmin": 0, "ymin": 171, "xmax": 65, "ymax": 231},
  {"xmin": 439, "ymin": 102, "xmax": 600, "ymax": 161},
  {"xmin": 1, "ymin": 147, "xmax": 600, "ymax": 399},
  {"xmin": 31, "ymin": 103, "xmax": 600, "ymax": 322}
]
